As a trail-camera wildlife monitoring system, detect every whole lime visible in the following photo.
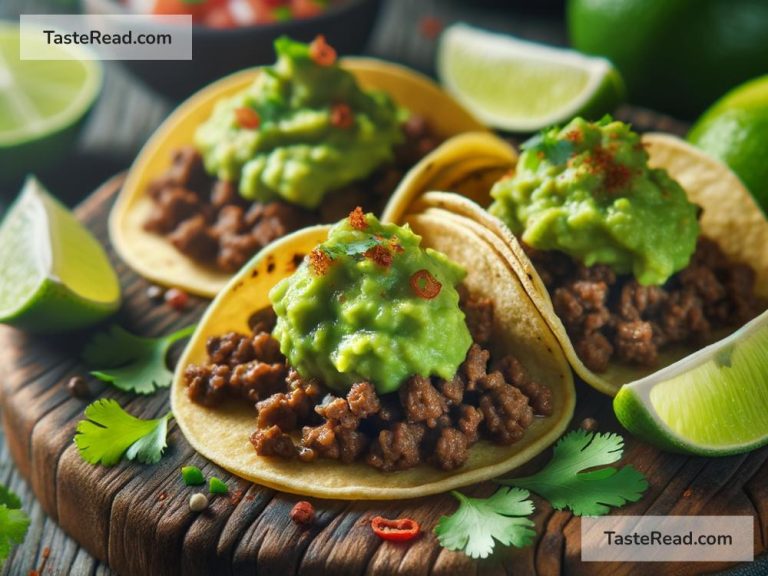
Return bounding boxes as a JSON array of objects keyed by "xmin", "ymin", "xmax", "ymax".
[
  {"xmin": 688, "ymin": 75, "xmax": 768, "ymax": 215},
  {"xmin": 567, "ymin": 0, "xmax": 768, "ymax": 118}
]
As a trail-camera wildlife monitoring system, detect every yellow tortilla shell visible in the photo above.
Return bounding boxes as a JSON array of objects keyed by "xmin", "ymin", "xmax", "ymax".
[
  {"xmin": 383, "ymin": 132, "xmax": 768, "ymax": 396},
  {"xmin": 111, "ymin": 59, "xmax": 486, "ymax": 298},
  {"xmin": 171, "ymin": 221, "xmax": 575, "ymax": 500}
]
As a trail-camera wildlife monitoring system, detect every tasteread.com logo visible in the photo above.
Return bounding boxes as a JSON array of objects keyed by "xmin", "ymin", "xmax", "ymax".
[
  {"xmin": 581, "ymin": 515, "xmax": 753, "ymax": 562},
  {"xmin": 19, "ymin": 14, "xmax": 192, "ymax": 60}
]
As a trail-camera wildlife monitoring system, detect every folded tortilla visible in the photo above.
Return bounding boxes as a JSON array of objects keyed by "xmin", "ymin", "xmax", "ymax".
[
  {"xmin": 383, "ymin": 132, "xmax": 768, "ymax": 396},
  {"xmin": 171, "ymin": 220, "xmax": 575, "ymax": 499}
]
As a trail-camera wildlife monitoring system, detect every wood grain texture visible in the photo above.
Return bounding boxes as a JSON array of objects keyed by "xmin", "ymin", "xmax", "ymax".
[{"xmin": 1, "ymin": 162, "xmax": 767, "ymax": 575}]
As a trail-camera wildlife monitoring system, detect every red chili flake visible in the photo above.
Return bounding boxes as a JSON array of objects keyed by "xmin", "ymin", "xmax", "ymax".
[
  {"xmin": 235, "ymin": 107, "xmax": 260, "ymax": 130},
  {"xmin": 330, "ymin": 103, "xmax": 354, "ymax": 129},
  {"xmin": 291, "ymin": 501, "xmax": 315, "ymax": 525},
  {"xmin": 389, "ymin": 238, "xmax": 404, "ymax": 254},
  {"xmin": 419, "ymin": 16, "xmax": 443, "ymax": 40},
  {"xmin": 583, "ymin": 147, "xmax": 633, "ymax": 193},
  {"xmin": 364, "ymin": 244, "xmax": 393, "ymax": 268},
  {"xmin": 165, "ymin": 287, "xmax": 189, "ymax": 310},
  {"xmin": 371, "ymin": 516, "xmax": 420, "ymax": 542},
  {"xmin": 229, "ymin": 488, "xmax": 244, "ymax": 505},
  {"xmin": 683, "ymin": 488, "xmax": 693, "ymax": 498},
  {"xmin": 309, "ymin": 35, "xmax": 336, "ymax": 66},
  {"xmin": 409, "ymin": 269, "xmax": 441, "ymax": 299},
  {"xmin": 157, "ymin": 491, "xmax": 169, "ymax": 502},
  {"xmin": 309, "ymin": 248, "xmax": 333, "ymax": 276},
  {"xmin": 565, "ymin": 129, "xmax": 583, "ymax": 143},
  {"xmin": 348, "ymin": 206, "xmax": 367, "ymax": 230}
]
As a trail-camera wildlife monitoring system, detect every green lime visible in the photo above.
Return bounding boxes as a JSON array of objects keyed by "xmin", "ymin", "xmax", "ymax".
[
  {"xmin": 568, "ymin": 0, "xmax": 768, "ymax": 118},
  {"xmin": 0, "ymin": 177, "xmax": 121, "ymax": 333},
  {"xmin": 0, "ymin": 21, "xmax": 103, "ymax": 182},
  {"xmin": 614, "ymin": 310, "xmax": 768, "ymax": 456},
  {"xmin": 437, "ymin": 23, "xmax": 624, "ymax": 133},
  {"xmin": 688, "ymin": 75, "xmax": 768, "ymax": 215}
]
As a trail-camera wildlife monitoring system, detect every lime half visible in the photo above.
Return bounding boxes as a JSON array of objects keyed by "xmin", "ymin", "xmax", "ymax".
[
  {"xmin": 614, "ymin": 310, "xmax": 768, "ymax": 456},
  {"xmin": 0, "ymin": 21, "xmax": 103, "ymax": 181},
  {"xmin": 0, "ymin": 177, "xmax": 121, "ymax": 333},
  {"xmin": 437, "ymin": 23, "xmax": 624, "ymax": 132}
]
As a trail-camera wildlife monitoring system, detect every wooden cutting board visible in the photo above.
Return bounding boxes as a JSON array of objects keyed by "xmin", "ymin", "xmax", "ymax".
[{"xmin": 2, "ymin": 167, "xmax": 767, "ymax": 576}]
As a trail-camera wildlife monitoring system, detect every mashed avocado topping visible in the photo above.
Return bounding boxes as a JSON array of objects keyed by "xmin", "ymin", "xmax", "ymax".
[
  {"xmin": 489, "ymin": 117, "xmax": 700, "ymax": 285},
  {"xmin": 195, "ymin": 36, "xmax": 406, "ymax": 210},
  {"xmin": 269, "ymin": 209, "xmax": 472, "ymax": 393}
]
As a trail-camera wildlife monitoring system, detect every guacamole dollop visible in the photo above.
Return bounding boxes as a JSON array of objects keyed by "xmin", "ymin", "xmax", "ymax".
[
  {"xmin": 269, "ymin": 210, "xmax": 473, "ymax": 394},
  {"xmin": 195, "ymin": 37, "xmax": 406, "ymax": 210},
  {"xmin": 489, "ymin": 117, "xmax": 700, "ymax": 285}
]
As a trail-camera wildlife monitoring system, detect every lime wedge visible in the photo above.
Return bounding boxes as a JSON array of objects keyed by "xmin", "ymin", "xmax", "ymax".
[
  {"xmin": 614, "ymin": 310, "xmax": 768, "ymax": 456},
  {"xmin": 0, "ymin": 177, "xmax": 121, "ymax": 333},
  {"xmin": 0, "ymin": 21, "xmax": 102, "ymax": 181},
  {"xmin": 437, "ymin": 23, "xmax": 624, "ymax": 132}
]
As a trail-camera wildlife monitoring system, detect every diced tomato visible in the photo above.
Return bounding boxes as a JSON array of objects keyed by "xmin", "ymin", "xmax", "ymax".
[
  {"xmin": 153, "ymin": 0, "xmax": 226, "ymax": 22},
  {"xmin": 309, "ymin": 35, "xmax": 336, "ymax": 66},
  {"xmin": 235, "ymin": 107, "xmax": 261, "ymax": 129},
  {"xmin": 204, "ymin": 4, "xmax": 238, "ymax": 28}
]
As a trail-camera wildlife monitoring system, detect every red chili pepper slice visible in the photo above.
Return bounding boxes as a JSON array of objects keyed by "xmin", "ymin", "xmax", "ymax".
[
  {"xmin": 309, "ymin": 35, "xmax": 337, "ymax": 66},
  {"xmin": 330, "ymin": 102, "xmax": 354, "ymax": 129},
  {"xmin": 235, "ymin": 107, "xmax": 260, "ymax": 129},
  {"xmin": 409, "ymin": 269, "xmax": 441, "ymax": 299},
  {"xmin": 370, "ymin": 516, "xmax": 420, "ymax": 542}
]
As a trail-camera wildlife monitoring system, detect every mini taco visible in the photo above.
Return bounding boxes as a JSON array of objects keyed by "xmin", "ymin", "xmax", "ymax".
[
  {"xmin": 171, "ymin": 210, "xmax": 575, "ymax": 499},
  {"xmin": 383, "ymin": 119, "xmax": 768, "ymax": 396},
  {"xmin": 111, "ymin": 36, "xmax": 485, "ymax": 297}
]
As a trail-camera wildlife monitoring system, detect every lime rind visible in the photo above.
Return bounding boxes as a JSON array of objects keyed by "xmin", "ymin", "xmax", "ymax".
[
  {"xmin": 614, "ymin": 310, "xmax": 768, "ymax": 456},
  {"xmin": 437, "ymin": 23, "xmax": 624, "ymax": 132},
  {"xmin": 0, "ymin": 177, "xmax": 120, "ymax": 333},
  {"xmin": 0, "ymin": 21, "xmax": 103, "ymax": 147}
]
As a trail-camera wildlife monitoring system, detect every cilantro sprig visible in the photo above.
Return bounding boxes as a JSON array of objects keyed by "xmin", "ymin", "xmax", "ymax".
[
  {"xmin": 75, "ymin": 399, "xmax": 173, "ymax": 466},
  {"xmin": 435, "ymin": 488, "xmax": 535, "ymax": 559},
  {"xmin": 499, "ymin": 430, "xmax": 648, "ymax": 516},
  {"xmin": 435, "ymin": 431, "xmax": 648, "ymax": 558},
  {"xmin": 82, "ymin": 324, "xmax": 195, "ymax": 395},
  {"xmin": 0, "ymin": 485, "xmax": 30, "ymax": 567}
]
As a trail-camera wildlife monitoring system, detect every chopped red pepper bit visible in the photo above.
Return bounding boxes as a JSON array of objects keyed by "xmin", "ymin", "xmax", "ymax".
[
  {"xmin": 409, "ymin": 269, "xmax": 441, "ymax": 299},
  {"xmin": 330, "ymin": 103, "xmax": 354, "ymax": 129},
  {"xmin": 309, "ymin": 248, "xmax": 333, "ymax": 276},
  {"xmin": 165, "ymin": 287, "xmax": 189, "ymax": 310},
  {"xmin": 348, "ymin": 206, "xmax": 367, "ymax": 230},
  {"xmin": 235, "ymin": 107, "xmax": 260, "ymax": 129},
  {"xmin": 371, "ymin": 516, "xmax": 420, "ymax": 542},
  {"xmin": 309, "ymin": 35, "xmax": 337, "ymax": 66},
  {"xmin": 290, "ymin": 500, "xmax": 315, "ymax": 525},
  {"xmin": 364, "ymin": 244, "xmax": 393, "ymax": 268}
]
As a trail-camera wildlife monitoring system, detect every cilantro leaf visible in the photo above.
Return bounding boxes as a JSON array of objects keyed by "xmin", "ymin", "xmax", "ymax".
[
  {"xmin": 500, "ymin": 430, "xmax": 648, "ymax": 516},
  {"xmin": 82, "ymin": 324, "xmax": 195, "ymax": 395},
  {"xmin": 0, "ymin": 485, "xmax": 29, "ymax": 567},
  {"xmin": 75, "ymin": 399, "xmax": 173, "ymax": 466},
  {"xmin": 434, "ymin": 488, "xmax": 535, "ymax": 559}
]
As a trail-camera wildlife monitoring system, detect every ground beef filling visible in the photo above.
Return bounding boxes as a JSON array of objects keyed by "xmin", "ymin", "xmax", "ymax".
[
  {"xmin": 183, "ymin": 297, "xmax": 553, "ymax": 472},
  {"xmin": 144, "ymin": 116, "xmax": 440, "ymax": 272},
  {"xmin": 526, "ymin": 238, "xmax": 763, "ymax": 373}
]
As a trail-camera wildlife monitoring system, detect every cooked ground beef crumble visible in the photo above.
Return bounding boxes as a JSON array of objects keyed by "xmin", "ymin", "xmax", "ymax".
[
  {"xmin": 184, "ymin": 296, "xmax": 553, "ymax": 472},
  {"xmin": 526, "ymin": 238, "xmax": 763, "ymax": 373},
  {"xmin": 144, "ymin": 116, "xmax": 440, "ymax": 272}
]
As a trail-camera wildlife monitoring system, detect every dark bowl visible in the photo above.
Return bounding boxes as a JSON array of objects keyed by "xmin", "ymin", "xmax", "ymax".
[{"xmin": 83, "ymin": 0, "xmax": 383, "ymax": 100}]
